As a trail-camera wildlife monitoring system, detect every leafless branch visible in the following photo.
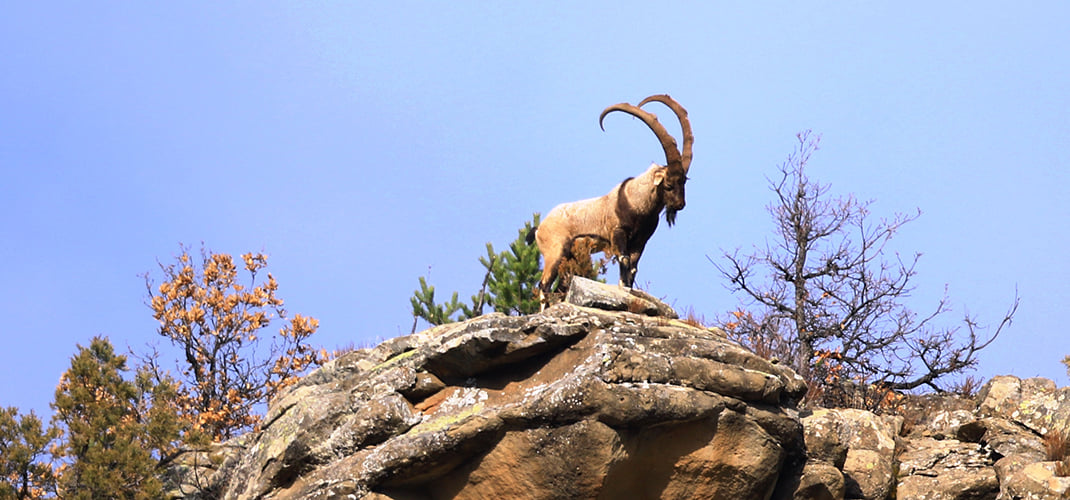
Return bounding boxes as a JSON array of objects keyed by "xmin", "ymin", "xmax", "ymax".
[{"xmin": 712, "ymin": 131, "xmax": 1018, "ymax": 405}]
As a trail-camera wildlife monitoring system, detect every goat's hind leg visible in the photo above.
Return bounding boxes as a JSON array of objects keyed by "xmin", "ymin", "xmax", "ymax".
[{"xmin": 537, "ymin": 246, "xmax": 565, "ymax": 311}]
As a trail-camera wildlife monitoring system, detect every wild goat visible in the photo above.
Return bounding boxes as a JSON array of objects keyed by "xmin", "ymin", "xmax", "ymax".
[{"xmin": 530, "ymin": 94, "xmax": 693, "ymax": 305}]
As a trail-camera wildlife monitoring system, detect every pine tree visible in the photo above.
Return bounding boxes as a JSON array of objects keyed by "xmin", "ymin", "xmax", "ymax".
[
  {"xmin": 51, "ymin": 337, "xmax": 190, "ymax": 499},
  {"xmin": 412, "ymin": 215, "xmax": 552, "ymax": 329},
  {"xmin": 475, "ymin": 215, "xmax": 544, "ymax": 316},
  {"xmin": 0, "ymin": 407, "xmax": 58, "ymax": 499},
  {"xmin": 409, "ymin": 276, "xmax": 466, "ymax": 327},
  {"xmin": 411, "ymin": 214, "xmax": 608, "ymax": 330}
]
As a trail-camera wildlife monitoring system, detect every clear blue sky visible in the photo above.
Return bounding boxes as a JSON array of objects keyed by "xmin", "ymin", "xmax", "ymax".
[{"xmin": 2, "ymin": 3, "xmax": 1067, "ymax": 419}]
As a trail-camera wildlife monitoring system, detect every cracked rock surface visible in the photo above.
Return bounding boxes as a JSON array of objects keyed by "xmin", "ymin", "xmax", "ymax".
[{"xmin": 173, "ymin": 279, "xmax": 807, "ymax": 499}]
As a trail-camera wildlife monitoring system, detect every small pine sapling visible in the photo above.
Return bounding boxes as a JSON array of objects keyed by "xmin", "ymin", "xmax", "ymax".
[{"xmin": 410, "ymin": 214, "xmax": 599, "ymax": 330}]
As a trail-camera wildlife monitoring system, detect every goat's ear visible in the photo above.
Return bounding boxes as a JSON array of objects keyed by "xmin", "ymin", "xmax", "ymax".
[{"xmin": 652, "ymin": 168, "xmax": 667, "ymax": 186}]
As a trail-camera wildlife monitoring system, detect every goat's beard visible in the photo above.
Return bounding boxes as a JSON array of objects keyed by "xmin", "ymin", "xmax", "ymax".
[{"xmin": 665, "ymin": 208, "xmax": 678, "ymax": 226}]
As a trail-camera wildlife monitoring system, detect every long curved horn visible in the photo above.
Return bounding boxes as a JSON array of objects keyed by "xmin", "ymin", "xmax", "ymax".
[
  {"xmin": 639, "ymin": 94, "xmax": 693, "ymax": 175},
  {"xmin": 599, "ymin": 102, "xmax": 682, "ymax": 171}
]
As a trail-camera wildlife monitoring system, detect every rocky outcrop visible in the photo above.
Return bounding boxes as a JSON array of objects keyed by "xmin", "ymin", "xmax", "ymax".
[
  {"xmin": 173, "ymin": 278, "xmax": 808, "ymax": 499},
  {"xmin": 891, "ymin": 376, "xmax": 1070, "ymax": 500},
  {"xmin": 166, "ymin": 279, "xmax": 1070, "ymax": 499},
  {"xmin": 788, "ymin": 379, "xmax": 1070, "ymax": 500}
]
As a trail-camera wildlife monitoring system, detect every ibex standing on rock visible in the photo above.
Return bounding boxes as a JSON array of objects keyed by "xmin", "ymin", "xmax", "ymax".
[{"xmin": 530, "ymin": 94, "xmax": 694, "ymax": 307}]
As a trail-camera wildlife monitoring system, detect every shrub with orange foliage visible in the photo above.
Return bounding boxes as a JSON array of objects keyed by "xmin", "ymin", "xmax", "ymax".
[{"xmin": 144, "ymin": 246, "xmax": 326, "ymax": 440}]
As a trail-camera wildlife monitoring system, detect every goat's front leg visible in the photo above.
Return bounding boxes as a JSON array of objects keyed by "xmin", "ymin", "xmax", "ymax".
[
  {"xmin": 620, "ymin": 249, "xmax": 643, "ymax": 288},
  {"xmin": 619, "ymin": 262, "xmax": 636, "ymax": 288},
  {"xmin": 612, "ymin": 228, "xmax": 634, "ymax": 288}
]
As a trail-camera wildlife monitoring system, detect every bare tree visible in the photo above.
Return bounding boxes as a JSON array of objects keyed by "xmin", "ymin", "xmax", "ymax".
[{"xmin": 714, "ymin": 131, "xmax": 1018, "ymax": 399}]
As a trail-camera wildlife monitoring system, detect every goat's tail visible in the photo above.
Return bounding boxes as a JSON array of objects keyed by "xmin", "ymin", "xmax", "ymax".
[{"xmin": 525, "ymin": 226, "xmax": 538, "ymax": 245}]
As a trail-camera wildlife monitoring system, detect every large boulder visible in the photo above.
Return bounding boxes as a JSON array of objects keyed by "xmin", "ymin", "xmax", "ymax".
[
  {"xmin": 977, "ymin": 376, "xmax": 1070, "ymax": 436},
  {"xmin": 999, "ymin": 462, "xmax": 1070, "ymax": 499},
  {"xmin": 801, "ymin": 408, "xmax": 901, "ymax": 500},
  {"xmin": 184, "ymin": 280, "xmax": 808, "ymax": 499},
  {"xmin": 957, "ymin": 417, "xmax": 1047, "ymax": 462},
  {"xmin": 791, "ymin": 461, "xmax": 846, "ymax": 500},
  {"xmin": 896, "ymin": 437, "xmax": 999, "ymax": 500}
]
